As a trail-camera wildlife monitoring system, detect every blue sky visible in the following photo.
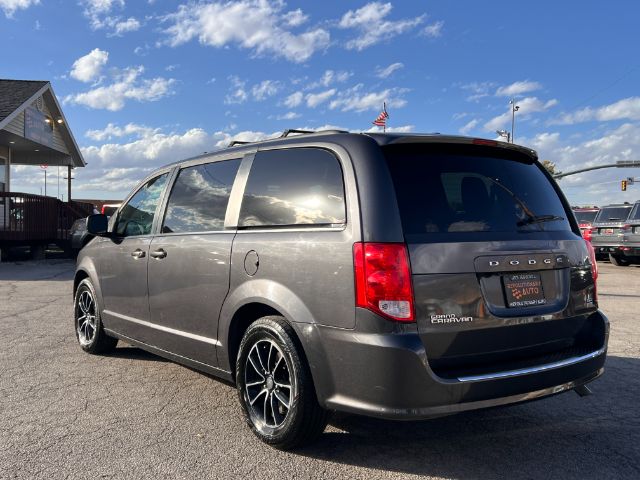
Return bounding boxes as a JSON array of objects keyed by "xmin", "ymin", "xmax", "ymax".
[{"xmin": 2, "ymin": 0, "xmax": 640, "ymax": 204}]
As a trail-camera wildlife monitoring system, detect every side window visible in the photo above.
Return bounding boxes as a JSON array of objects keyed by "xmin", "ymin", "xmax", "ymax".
[
  {"xmin": 239, "ymin": 148, "xmax": 346, "ymax": 228},
  {"xmin": 115, "ymin": 173, "xmax": 168, "ymax": 237},
  {"xmin": 162, "ymin": 159, "xmax": 241, "ymax": 233}
]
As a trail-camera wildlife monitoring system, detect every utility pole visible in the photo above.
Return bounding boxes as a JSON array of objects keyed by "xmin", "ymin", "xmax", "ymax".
[{"xmin": 509, "ymin": 99, "xmax": 520, "ymax": 143}]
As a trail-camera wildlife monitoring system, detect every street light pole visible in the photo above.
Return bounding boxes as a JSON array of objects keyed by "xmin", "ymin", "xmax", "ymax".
[{"xmin": 510, "ymin": 99, "xmax": 520, "ymax": 143}]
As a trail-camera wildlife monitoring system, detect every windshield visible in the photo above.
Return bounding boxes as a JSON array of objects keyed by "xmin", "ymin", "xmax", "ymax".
[
  {"xmin": 574, "ymin": 210, "xmax": 598, "ymax": 224},
  {"xmin": 594, "ymin": 206, "xmax": 632, "ymax": 223},
  {"xmin": 383, "ymin": 145, "xmax": 571, "ymax": 236}
]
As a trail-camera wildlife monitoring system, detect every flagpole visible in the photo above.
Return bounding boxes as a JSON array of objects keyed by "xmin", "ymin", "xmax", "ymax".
[{"xmin": 383, "ymin": 101, "xmax": 386, "ymax": 133}]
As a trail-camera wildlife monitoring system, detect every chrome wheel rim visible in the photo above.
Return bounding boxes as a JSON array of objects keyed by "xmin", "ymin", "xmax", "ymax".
[
  {"xmin": 244, "ymin": 339, "xmax": 293, "ymax": 431},
  {"xmin": 76, "ymin": 290, "xmax": 97, "ymax": 346}
]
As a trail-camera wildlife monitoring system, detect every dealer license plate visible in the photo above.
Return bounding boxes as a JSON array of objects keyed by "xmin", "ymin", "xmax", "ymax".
[{"xmin": 503, "ymin": 272, "xmax": 546, "ymax": 308}]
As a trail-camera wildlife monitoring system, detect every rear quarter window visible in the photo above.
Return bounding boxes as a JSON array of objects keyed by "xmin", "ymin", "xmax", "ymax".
[{"xmin": 238, "ymin": 148, "xmax": 346, "ymax": 228}]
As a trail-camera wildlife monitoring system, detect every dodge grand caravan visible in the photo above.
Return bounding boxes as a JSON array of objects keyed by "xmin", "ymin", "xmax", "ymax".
[{"xmin": 74, "ymin": 130, "xmax": 608, "ymax": 449}]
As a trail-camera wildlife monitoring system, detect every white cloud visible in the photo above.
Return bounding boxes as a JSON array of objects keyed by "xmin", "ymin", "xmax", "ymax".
[
  {"xmin": 496, "ymin": 80, "xmax": 542, "ymax": 97},
  {"xmin": 111, "ymin": 17, "xmax": 140, "ymax": 36},
  {"xmin": 328, "ymin": 84, "xmax": 408, "ymax": 112},
  {"xmin": 338, "ymin": 2, "xmax": 425, "ymax": 50},
  {"xmin": 81, "ymin": 0, "xmax": 140, "ymax": 36},
  {"xmin": 85, "ymin": 122, "xmax": 156, "ymax": 141},
  {"xmin": 251, "ymin": 80, "xmax": 281, "ymax": 101},
  {"xmin": 160, "ymin": 1, "xmax": 329, "ymax": 63},
  {"xmin": 376, "ymin": 62, "xmax": 404, "ymax": 79},
  {"xmin": 459, "ymin": 119, "xmax": 479, "ymax": 135},
  {"xmin": 305, "ymin": 70, "xmax": 352, "ymax": 90},
  {"xmin": 284, "ymin": 91, "xmax": 303, "ymax": 108},
  {"xmin": 484, "ymin": 97, "xmax": 558, "ymax": 131},
  {"xmin": 516, "ymin": 123, "xmax": 640, "ymax": 205},
  {"xmin": 281, "ymin": 8, "xmax": 307, "ymax": 27},
  {"xmin": 0, "ymin": 0, "xmax": 39, "ymax": 18},
  {"xmin": 276, "ymin": 111, "xmax": 301, "ymax": 120},
  {"xmin": 551, "ymin": 97, "xmax": 640, "ymax": 125},
  {"xmin": 458, "ymin": 81, "xmax": 496, "ymax": 102},
  {"xmin": 421, "ymin": 20, "xmax": 444, "ymax": 38},
  {"xmin": 306, "ymin": 89, "xmax": 336, "ymax": 108},
  {"xmin": 70, "ymin": 48, "xmax": 109, "ymax": 83},
  {"xmin": 65, "ymin": 66, "xmax": 175, "ymax": 111},
  {"xmin": 225, "ymin": 76, "xmax": 248, "ymax": 104}
]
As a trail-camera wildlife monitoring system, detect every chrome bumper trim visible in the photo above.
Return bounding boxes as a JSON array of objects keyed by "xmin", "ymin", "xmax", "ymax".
[{"xmin": 457, "ymin": 347, "xmax": 606, "ymax": 382}]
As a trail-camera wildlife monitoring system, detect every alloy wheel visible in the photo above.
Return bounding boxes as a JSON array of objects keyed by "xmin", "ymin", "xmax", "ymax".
[
  {"xmin": 76, "ymin": 290, "xmax": 97, "ymax": 346},
  {"xmin": 244, "ymin": 339, "xmax": 293, "ymax": 430}
]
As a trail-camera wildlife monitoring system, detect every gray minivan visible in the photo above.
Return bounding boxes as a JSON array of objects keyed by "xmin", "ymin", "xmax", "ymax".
[{"xmin": 74, "ymin": 131, "xmax": 608, "ymax": 449}]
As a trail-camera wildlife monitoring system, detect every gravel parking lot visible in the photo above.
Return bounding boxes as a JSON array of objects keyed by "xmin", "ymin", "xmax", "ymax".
[{"xmin": 0, "ymin": 260, "xmax": 638, "ymax": 479}]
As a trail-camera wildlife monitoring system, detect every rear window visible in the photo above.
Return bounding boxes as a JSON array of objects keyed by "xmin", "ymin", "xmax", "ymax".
[
  {"xmin": 384, "ymin": 145, "xmax": 572, "ymax": 236},
  {"xmin": 594, "ymin": 206, "xmax": 632, "ymax": 223},
  {"xmin": 629, "ymin": 204, "xmax": 640, "ymax": 221},
  {"xmin": 574, "ymin": 210, "xmax": 598, "ymax": 224}
]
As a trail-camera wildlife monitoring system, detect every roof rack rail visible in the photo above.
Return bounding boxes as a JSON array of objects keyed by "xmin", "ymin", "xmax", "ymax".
[
  {"xmin": 227, "ymin": 128, "xmax": 350, "ymax": 148},
  {"xmin": 228, "ymin": 140, "xmax": 251, "ymax": 147},
  {"xmin": 280, "ymin": 128, "xmax": 349, "ymax": 138},
  {"xmin": 280, "ymin": 129, "xmax": 314, "ymax": 138}
]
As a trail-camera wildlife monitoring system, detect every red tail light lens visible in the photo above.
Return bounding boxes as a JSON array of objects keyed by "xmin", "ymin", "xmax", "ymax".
[
  {"xmin": 585, "ymin": 240, "xmax": 598, "ymax": 302},
  {"xmin": 101, "ymin": 205, "xmax": 106, "ymax": 214},
  {"xmin": 353, "ymin": 242, "xmax": 415, "ymax": 322},
  {"xmin": 583, "ymin": 227, "xmax": 593, "ymax": 242}
]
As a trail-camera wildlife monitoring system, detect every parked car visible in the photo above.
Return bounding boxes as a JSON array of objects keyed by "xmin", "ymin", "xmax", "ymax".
[
  {"xmin": 70, "ymin": 203, "xmax": 121, "ymax": 253},
  {"xmin": 618, "ymin": 200, "xmax": 640, "ymax": 265},
  {"xmin": 101, "ymin": 203, "xmax": 121, "ymax": 217},
  {"xmin": 69, "ymin": 217, "xmax": 92, "ymax": 251},
  {"xmin": 590, "ymin": 203, "xmax": 634, "ymax": 265},
  {"xmin": 74, "ymin": 131, "xmax": 607, "ymax": 449},
  {"xmin": 572, "ymin": 206, "xmax": 599, "ymax": 241}
]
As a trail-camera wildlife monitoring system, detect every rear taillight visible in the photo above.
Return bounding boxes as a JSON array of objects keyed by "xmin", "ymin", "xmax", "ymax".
[
  {"xmin": 583, "ymin": 227, "xmax": 593, "ymax": 242},
  {"xmin": 353, "ymin": 242, "xmax": 415, "ymax": 322},
  {"xmin": 101, "ymin": 205, "xmax": 106, "ymax": 214},
  {"xmin": 585, "ymin": 240, "xmax": 598, "ymax": 301}
]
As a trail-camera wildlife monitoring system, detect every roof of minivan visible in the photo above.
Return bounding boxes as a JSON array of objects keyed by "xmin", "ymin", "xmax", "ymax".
[{"xmin": 161, "ymin": 131, "xmax": 538, "ymax": 170}]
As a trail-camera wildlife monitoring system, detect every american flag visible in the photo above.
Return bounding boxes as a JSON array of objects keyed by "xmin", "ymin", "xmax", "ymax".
[{"xmin": 372, "ymin": 103, "xmax": 389, "ymax": 128}]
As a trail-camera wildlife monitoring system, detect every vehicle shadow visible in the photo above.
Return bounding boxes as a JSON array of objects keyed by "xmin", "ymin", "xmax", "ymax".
[{"xmin": 295, "ymin": 355, "xmax": 639, "ymax": 479}]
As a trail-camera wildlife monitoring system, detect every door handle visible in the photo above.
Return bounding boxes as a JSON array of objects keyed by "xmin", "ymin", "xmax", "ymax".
[
  {"xmin": 131, "ymin": 249, "xmax": 146, "ymax": 259},
  {"xmin": 150, "ymin": 248, "xmax": 167, "ymax": 259}
]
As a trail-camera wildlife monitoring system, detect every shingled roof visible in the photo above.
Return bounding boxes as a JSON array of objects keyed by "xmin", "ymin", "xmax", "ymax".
[{"xmin": 0, "ymin": 79, "xmax": 48, "ymax": 124}]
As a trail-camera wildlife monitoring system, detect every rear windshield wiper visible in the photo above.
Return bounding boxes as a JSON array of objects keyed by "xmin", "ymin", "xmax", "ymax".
[
  {"xmin": 517, "ymin": 214, "xmax": 564, "ymax": 227},
  {"xmin": 484, "ymin": 176, "xmax": 564, "ymax": 228}
]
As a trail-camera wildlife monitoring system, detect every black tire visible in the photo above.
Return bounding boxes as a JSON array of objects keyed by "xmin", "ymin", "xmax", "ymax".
[
  {"xmin": 74, "ymin": 278, "xmax": 118, "ymax": 354},
  {"xmin": 236, "ymin": 316, "xmax": 328, "ymax": 450},
  {"xmin": 609, "ymin": 254, "xmax": 630, "ymax": 267}
]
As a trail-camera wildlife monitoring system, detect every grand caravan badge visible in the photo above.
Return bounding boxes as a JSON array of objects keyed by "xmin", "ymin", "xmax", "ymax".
[{"xmin": 430, "ymin": 314, "xmax": 474, "ymax": 324}]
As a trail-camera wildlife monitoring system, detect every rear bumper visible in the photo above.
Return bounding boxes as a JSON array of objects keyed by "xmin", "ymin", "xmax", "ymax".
[
  {"xmin": 619, "ymin": 243, "xmax": 640, "ymax": 257},
  {"xmin": 301, "ymin": 309, "xmax": 608, "ymax": 420}
]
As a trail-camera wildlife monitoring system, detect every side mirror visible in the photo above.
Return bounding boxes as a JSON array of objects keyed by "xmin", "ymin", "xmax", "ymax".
[{"xmin": 86, "ymin": 214, "xmax": 109, "ymax": 236}]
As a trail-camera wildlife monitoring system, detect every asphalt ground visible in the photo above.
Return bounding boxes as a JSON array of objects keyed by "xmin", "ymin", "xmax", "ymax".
[{"xmin": 0, "ymin": 260, "xmax": 638, "ymax": 479}]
